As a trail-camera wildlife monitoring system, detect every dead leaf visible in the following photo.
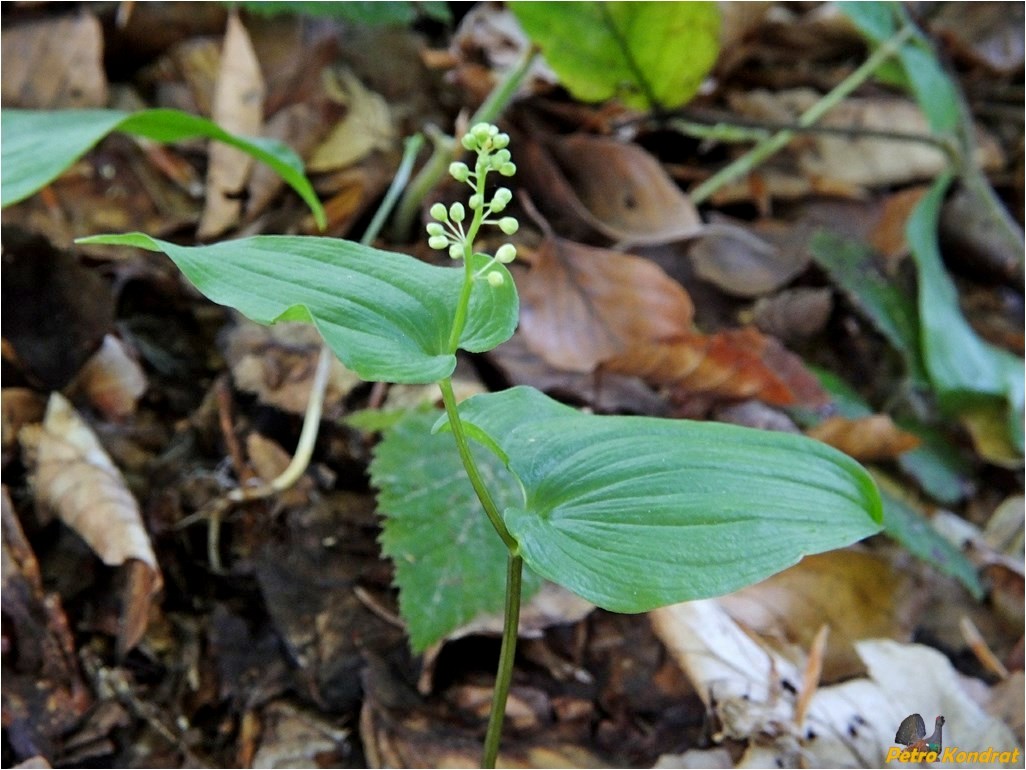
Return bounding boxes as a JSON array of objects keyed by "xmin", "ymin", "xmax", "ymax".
[
  {"xmin": 68, "ymin": 334, "xmax": 148, "ymax": 421},
  {"xmin": 607, "ymin": 327, "xmax": 828, "ymax": 408},
  {"xmin": 807, "ymin": 415, "xmax": 921, "ymax": 461},
  {"xmin": 18, "ymin": 393, "xmax": 161, "ymax": 651},
  {"xmin": 245, "ymin": 432, "xmax": 313, "ymax": 508},
  {"xmin": 718, "ymin": 551, "xmax": 919, "ymax": 682},
  {"xmin": 751, "ymin": 287, "xmax": 834, "ymax": 342},
  {"xmin": 307, "ymin": 68, "xmax": 396, "ymax": 173},
  {"xmin": 250, "ymin": 701, "xmax": 350, "ymax": 769},
  {"xmin": 519, "ymin": 133, "xmax": 703, "ymax": 247},
  {"xmin": 932, "ymin": 2, "xmax": 1025, "ymax": 73},
  {"xmin": 221, "ymin": 320, "xmax": 361, "ymax": 415},
  {"xmin": 2, "ymin": 388, "xmax": 46, "ymax": 459},
  {"xmin": 517, "ymin": 237, "xmax": 693, "ymax": 373},
  {"xmin": 198, "ymin": 12, "xmax": 266, "ymax": 238},
  {"xmin": 1, "ymin": 13, "xmax": 107, "ymax": 108},
  {"xmin": 689, "ymin": 217, "xmax": 811, "ymax": 297}
]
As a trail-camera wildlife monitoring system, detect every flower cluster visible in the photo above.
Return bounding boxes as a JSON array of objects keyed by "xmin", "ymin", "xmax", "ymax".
[{"xmin": 426, "ymin": 123, "xmax": 518, "ymax": 287}]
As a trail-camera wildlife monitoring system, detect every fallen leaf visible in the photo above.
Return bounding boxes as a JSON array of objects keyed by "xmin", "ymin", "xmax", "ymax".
[
  {"xmin": 517, "ymin": 237, "xmax": 693, "ymax": 373},
  {"xmin": 807, "ymin": 414, "xmax": 921, "ymax": 461},
  {"xmin": 250, "ymin": 701, "xmax": 350, "ymax": 769},
  {"xmin": 244, "ymin": 432, "xmax": 313, "ymax": 508},
  {"xmin": 1, "ymin": 388, "xmax": 46, "ymax": 459},
  {"xmin": 307, "ymin": 68, "xmax": 396, "ymax": 173},
  {"xmin": 751, "ymin": 287, "xmax": 834, "ymax": 342},
  {"xmin": 1, "ymin": 13, "xmax": 107, "ymax": 108},
  {"xmin": 18, "ymin": 393, "xmax": 161, "ymax": 651},
  {"xmin": 68, "ymin": 334, "xmax": 148, "ymax": 421},
  {"xmin": 932, "ymin": 2, "xmax": 1025, "ymax": 74},
  {"xmin": 198, "ymin": 12, "xmax": 266, "ymax": 238},
  {"xmin": 520, "ymin": 133, "xmax": 703, "ymax": 247}
]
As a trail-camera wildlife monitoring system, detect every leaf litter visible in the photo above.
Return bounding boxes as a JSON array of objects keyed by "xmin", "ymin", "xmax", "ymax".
[{"xmin": 1, "ymin": 2, "xmax": 1022, "ymax": 767}]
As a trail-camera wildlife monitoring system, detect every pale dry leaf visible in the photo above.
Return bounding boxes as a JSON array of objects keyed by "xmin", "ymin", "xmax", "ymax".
[
  {"xmin": 19, "ymin": 393, "xmax": 159, "ymax": 573},
  {"xmin": 546, "ymin": 134, "xmax": 704, "ymax": 246},
  {"xmin": 807, "ymin": 414, "xmax": 921, "ymax": 461},
  {"xmin": 689, "ymin": 221, "xmax": 803, "ymax": 298},
  {"xmin": 308, "ymin": 68, "xmax": 396, "ymax": 173},
  {"xmin": 69, "ymin": 334, "xmax": 148, "ymax": 421},
  {"xmin": 751, "ymin": 287, "xmax": 834, "ymax": 342},
  {"xmin": 245, "ymin": 432, "xmax": 312, "ymax": 508},
  {"xmin": 517, "ymin": 237, "xmax": 694, "ymax": 373},
  {"xmin": 1, "ymin": 13, "xmax": 108, "ymax": 108},
  {"xmin": 198, "ymin": 12, "xmax": 266, "ymax": 238}
]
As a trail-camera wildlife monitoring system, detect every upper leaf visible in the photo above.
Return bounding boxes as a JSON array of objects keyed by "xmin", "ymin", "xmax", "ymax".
[
  {"xmin": 453, "ymin": 387, "xmax": 883, "ymax": 613},
  {"xmin": 76, "ymin": 234, "xmax": 518, "ymax": 384},
  {"xmin": 512, "ymin": 2, "xmax": 720, "ymax": 111},
  {"xmin": 1, "ymin": 108, "xmax": 326, "ymax": 227}
]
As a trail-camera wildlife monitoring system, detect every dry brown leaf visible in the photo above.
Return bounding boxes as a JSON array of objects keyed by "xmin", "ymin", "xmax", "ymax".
[
  {"xmin": 607, "ymin": 327, "xmax": 828, "ymax": 407},
  {"xmin": 245, "ymin": 432, "xmax": 313, "ymax": 508},
  {"xmin": 689, "ymin": 218, "xmax": 811, "ymax": 297},
  {"xmin": 221, "ymin": 320, "xmax": 361, "ymax": 414},
  {"xmin": 806, "ymin": 414, "xmax": 921, "ymax": 461},
  {"xmin": 18, "ymin": 393, "xmax": 161, "ymax": 651},
  {"xmin": 517, "ymin": 237, "xmax": 693, "ymax": 373},
  {"xmin": 307, "ymin": 69, "xmax": 395, "ymax": 173},
  {"xmin": 751, "ymin": 287, "xmax": 834, "ymax": 342},
  {"xmin": 69, "ymin": 334, "xmax": 148, "ymax": 421},
  {"xmin": 1, "ymin": 14, "xmax": 107, "ymax": 108},
  {"xmin": 198, "ymin": 12, "xmax": 266, "ymax": 238},
  {"xmin": 718, "ymin": 550, "xmax": 919, "ymax": 682},
  {"xmin": 932, "ymin": 1, "xmax": 1025, "ymax": 73}
]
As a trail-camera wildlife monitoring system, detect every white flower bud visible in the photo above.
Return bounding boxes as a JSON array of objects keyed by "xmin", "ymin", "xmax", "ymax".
[
  {"xmin": 492, "ymin": 133, "xmax": 510, "ymax": 149},
  {"xmin": 428, "ymin": 235, "xmax": 449, "ymax": 250},
  {"xmin": 461, "ymin": 132, "xmax": 478, "ymax": 151},
  {"xmin": 449, "ymin": 202, "xmax": 465, "ymax": 223},
  {"xmin": 468, "ymin": 193, "xmax": 484, "ymax": 210},
  {"xmin": 471, "ymin": 123, "xmax": 492, "ymax": 143},
  {"xmin": 426, "ymin": 222, "xmax": 446, "ymax": 237},
  {"xmin": 495, "ymin": 243, "xmax": 516, "ymax": 263},
  {"xmin": 486, "ymin": 270, "xmax": 505, "ymax": 287},
  {"xmin": 430, "ymin": 202, "xmax": 448, "ymax": 221},
  {"xmin": 492, "ymin": 188, "xmax": 513, "ymax": 209},
  {"xmin": 449, "ymin": 244, "xmax": 464, "ymax": 260},
  {"xmin": 499, "ymin": 162, "xmax": 517, "ymax": 177},
  {"xmin": 498, "ymin": 217, "xmax": 519, "ymax": 235}
]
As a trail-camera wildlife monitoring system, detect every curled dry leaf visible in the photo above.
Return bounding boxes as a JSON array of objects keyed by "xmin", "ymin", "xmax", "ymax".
[
  {"xmin": 517, "ymin": 237, "xmax": 693, "ymax": 373},
  {"xmin": 307, "ymin": 69, "xmax": 396, "ymax": 173},
  {"xmin": 18, "ymin": 393, "xmax": 161, "ymax": 651},
  {"xmin": 520, "ymin": 133, "xmax": 703, "ymax": 247},
  {"xmin": 198, "ymin": 12, "xmax": 266, "ymax": 239},
  {"xmin": 69, "ymin": 334, "xmax": 148, "ymax": 421},
  {"xmin": 806, "ymin": 414, "xmax": 921, "ymax": 461}
]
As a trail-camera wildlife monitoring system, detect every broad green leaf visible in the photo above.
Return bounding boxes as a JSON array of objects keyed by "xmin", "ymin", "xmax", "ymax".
[
  {"xmin": 2, "ymin": 108, "xmax": 326, "ymax": 228},
  {"xmin": 452, "ymin": 386, "xmax": 882, "ymax": 613},
  {"xmin": 809, "ymin": 231, "xmax": 926, "ymax": 384},
  {"xmin": 238, "ymin": 1, "xmax": 450, "ymax": 24},
  {"xmin": 907, "ymin": 176, "xmax": 1024, "ymax": 452},
  {"xmin": 512, "ymin": 1, "xmax": 720, "ymax": 111},
  {"xmin": 839, "ymin": 2, "xmax": 959, "ymax": 135},
  {"xmin": 369, "ymin": 408, "xmax": 540, "ymax": 651},
  {"xmin": 75, "ymin": 234, "xmax": 518, "ymax": 384}
]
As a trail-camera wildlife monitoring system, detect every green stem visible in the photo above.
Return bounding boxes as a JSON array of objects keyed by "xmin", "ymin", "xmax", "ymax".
[
  {"xmin": 690, "ymin": 23, "xmax": 916, "ymax": 205},
  {"xmin": 481, "ymin": 554, "xmax": 523, "ymax": 769},
  {"xmin": 437, "ymin": 377, "xmax": 516, "ymax": 551}
]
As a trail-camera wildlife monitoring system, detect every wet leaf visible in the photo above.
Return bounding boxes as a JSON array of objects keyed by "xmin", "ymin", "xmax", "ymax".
[
  {"xmin": 451, "ymin": 386, "xmax": 882, "ymax": 612},
  {"xmin": 198, "ymin": 12, "xmax": 266, "ymax": 238},
  {"xmin": 517, "ymin": 237, "xmax": 693, "ymax": 373},
  {"xmin": 1, "ymin": 109, "xmax": 325, "ymax": 228},
  {"xmin": 76, "ymin": 234, "xmax": 518, "ymax": 385},
  {"xmin": 369, "ymin": 408, "xmax": 541, "ymax": 651},
  {"xmin": 512, "ymin": 2, "xmax": 720, "ymax": 111}
]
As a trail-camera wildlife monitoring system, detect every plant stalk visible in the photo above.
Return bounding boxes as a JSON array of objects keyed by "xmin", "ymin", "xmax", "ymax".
[
  {"xmin": 690, "ymin": 23, "xmax": 916, "ymax": 205},
  {"xmin": 482, "ymin": 554, "xmax": 523, "ymax": 769}
]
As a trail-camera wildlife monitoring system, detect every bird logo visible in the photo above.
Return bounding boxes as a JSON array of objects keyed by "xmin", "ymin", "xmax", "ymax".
[{"xmin": 894, "ymin": 714, "xmax": 946, "ymax": 755}]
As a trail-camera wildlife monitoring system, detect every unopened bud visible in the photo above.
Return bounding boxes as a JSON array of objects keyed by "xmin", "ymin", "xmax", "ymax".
[
  {"xmin": 468, "ymin": 193, "xmax": 484, "ymax": 210},
  {"xmin": 449, "ymin": 162, "xmax": 470, "ymax": 182},
  {"xmin": 486, "ymin": 270, "xmax": 505, "ymax": 287},
  {"xmin": 495, "ymin": 243, "xmax": 517, "ymax": 264},
  {"xmin": 430, "ymin": 202, "xmax": 448, "ymax": 221},
  {"xmin": 498, "ymin": 217, "xmax": 519, "ymax": 235},
  {"xmin": 449, "ymin": 202, "xmax": 465, "ymax": 223},
  {"xmin": 449, "ymin": 244, "xmax": 464, "ymax": 260},
  {"xmin": 492, "ymin": 133, "xmax": 510, "ymax": 150},
  {"xmin": 426, "ymin": 222, "xmax": 446, "ymax": 237},
  {"xmin": 428, "ymin": 235, "xmax": 449, "ymax": 250},
  {"xmin": 499, "ymin": 162, "xmax": 517, "ymax": 177}
]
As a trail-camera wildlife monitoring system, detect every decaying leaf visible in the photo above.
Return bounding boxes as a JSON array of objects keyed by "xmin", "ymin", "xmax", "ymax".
[
  {"xmin": 198, "ymin": 12, "xmax": 266, "ymax": 238},
  {"xmin": 517, "ymin": 237, "xmax": 693, "ymax": 373},
  {"xmin": 751, "ymin": 287, "xmax": 834, "ymax": 342},
  {"xmin": 807, "ymin": 414, "xmax": 921, "ymax": 461},
  {"xmin": 68, "ymin": 334, "xmax": 148, "ymax": 421},
  {"xmin": 18, "ymin": 393, "xmax": 161, "ymax": 652},
  {"xmin": 307, "ymin": 68, "xmax": 396, "ymax": 172},
  {"xmin": 520, "ymin": 133, "xmax": 703, "ymax": 247}
]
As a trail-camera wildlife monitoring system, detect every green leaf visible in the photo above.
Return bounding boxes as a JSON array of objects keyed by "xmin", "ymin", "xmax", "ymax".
[
  {"xmin": 75, "ymin": 234, "xmax": 518, "ymax": 384},
  {"xmin": 1, "ymin": 108, "xmax": 326, "ymax": 228},
  {"xmin": 809, "ymin": 231, "xmax": 927, "ymax": 384},
  {"xmin": 453, "ymin": 386, "xmax": 883, "ymax": 613},
  {"xmin": 875, "ymin": 474, "xmax": 984, "ymax": 599},
  {"xmin": 238, "ymin": 1, "xmax": 450, "ymax": 25},
  {"xmin": 907, "ymin": 176, "xmax": 1025, "ymax": 452},
  {"xmin": 511, "ymin": 1, "xmax": 720, "ymax": 111},
  {"xmin": 369, "ymin": 408, "xmax": 541, "ymax": 651}
]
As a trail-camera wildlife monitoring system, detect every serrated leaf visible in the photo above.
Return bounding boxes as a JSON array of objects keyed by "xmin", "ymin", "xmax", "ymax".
[
  {"xmin": 370, "ymin": 408, "xmax": 540, "ymax": 651},
  {"xmin": 907, "ymin": 176, "xmax": 1024, "ymax": 452},
  {"xmin": 75, "ymin": 234, "xmax": 518, "ymax": 384},
  {"xmin": 453, "ymin": 387, "xmax": 882, "ymax": 613},
  {"xmin": 512, "ymin": 1, "xmax": 720, "ymax": 111},
  {"xmin": 1, "ymin": 108, "xmax": 325, "ymax": 227}
]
